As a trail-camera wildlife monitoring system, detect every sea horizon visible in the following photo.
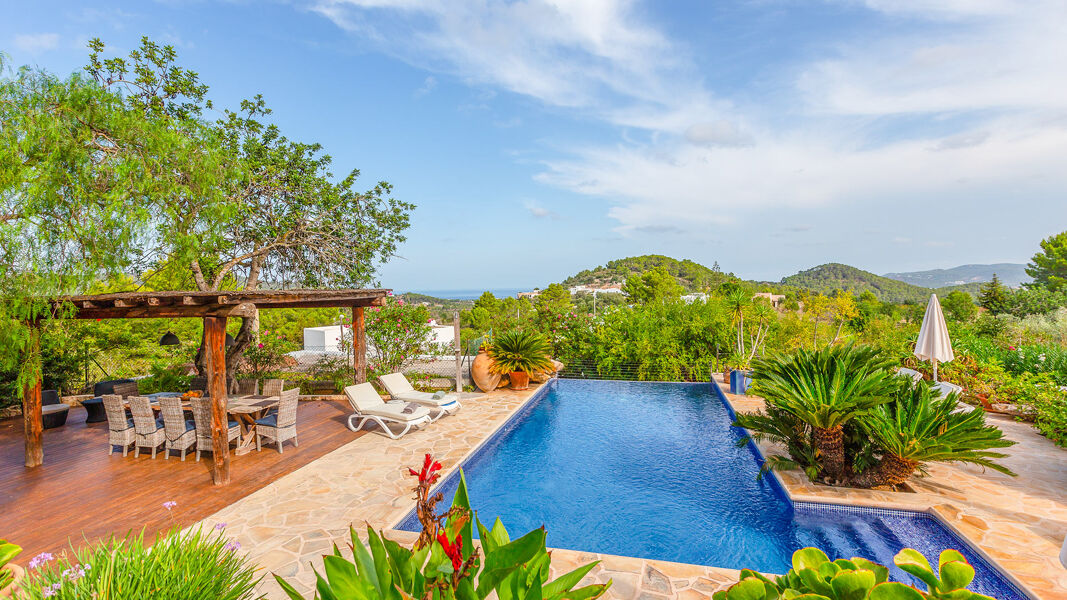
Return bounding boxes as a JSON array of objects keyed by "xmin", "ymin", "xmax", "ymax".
[{"xmin": 398, "ymin": 288, "xmax": 529, "ymax": 300}]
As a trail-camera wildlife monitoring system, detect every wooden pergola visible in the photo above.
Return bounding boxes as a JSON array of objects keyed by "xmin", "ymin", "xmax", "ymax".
[{"xmin": 21, "ymin": 288, "xmax": 390, "ymax": 485}]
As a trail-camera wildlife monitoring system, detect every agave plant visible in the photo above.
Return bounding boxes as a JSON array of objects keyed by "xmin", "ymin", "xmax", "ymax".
[
  {"xmin": 854, "ymin": 382, "xmax": 1016, "ymax": 488},
  {"xmin": 749, "ymin": 344, "xmax": 897, "ymax": 482},
  {"xmin": 0, "ymin": 539, "xmax": 22, "ymax": 591},
  {"xmin": 487, "ymin": 330, "xmax": 554, "ymax": 375}
]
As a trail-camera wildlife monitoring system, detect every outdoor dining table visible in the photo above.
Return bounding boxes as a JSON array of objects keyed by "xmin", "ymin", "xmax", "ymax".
[{"xmin": 226, "ymin": 394, "xmax": 280, "ymax": 455}]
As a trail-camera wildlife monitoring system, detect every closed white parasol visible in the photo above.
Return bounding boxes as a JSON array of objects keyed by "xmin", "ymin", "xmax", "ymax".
[{"xmin": 914, "ymin": 294, "xmax": 955, "ymax": 381}]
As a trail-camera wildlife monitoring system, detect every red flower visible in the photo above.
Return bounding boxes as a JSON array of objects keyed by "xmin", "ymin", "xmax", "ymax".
[
  {"xmin": 408, "ymin": 453, "xmax": 443, "ymax": 484},
  {"xmin": 436, "ymin": 531, "xmax": 463, "ymax": 571}
]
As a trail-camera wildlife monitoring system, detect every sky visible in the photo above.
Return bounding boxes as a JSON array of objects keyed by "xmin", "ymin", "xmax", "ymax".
[{"xmin": 3, "ymin": 1, "xmax": 1065, "ymax": 292}]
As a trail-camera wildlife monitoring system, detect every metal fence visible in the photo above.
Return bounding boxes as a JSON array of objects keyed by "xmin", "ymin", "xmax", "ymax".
[
  {"xmin": 557, "ymin": 358, "xmax": 714, "ymax": 382},
  {"xmin": 78, "ymin": 349, "xmax": 468, "ymax": 394}
]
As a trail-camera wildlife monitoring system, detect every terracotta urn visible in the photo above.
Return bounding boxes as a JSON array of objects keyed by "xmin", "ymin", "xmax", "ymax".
[
  {"xmin": 0, "ymin": 564, "xmax": 25, "ymax": 599},
  {"xmin": 470, "ymin": 351, "xmax": 502, "ymax": 392},
  {"xmin": 509, "ymin": 371, "xmax": 530, "ymax": 391}
]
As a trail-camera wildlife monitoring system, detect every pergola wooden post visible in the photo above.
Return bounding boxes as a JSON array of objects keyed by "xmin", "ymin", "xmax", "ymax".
[
  {"xmin": 21, "ymin": 288, "xmax": 388, "ymax": 483},
  {"xmin": 203, "ymin": 316, "xmax": 230, "ymax": 485},
  {"xmin": 22, "ymin": 363, "xmax": 43, "ymax": 468},
  {"xmin": 352, "ymin": 305, "xmax": 366, "ymax": 384}
]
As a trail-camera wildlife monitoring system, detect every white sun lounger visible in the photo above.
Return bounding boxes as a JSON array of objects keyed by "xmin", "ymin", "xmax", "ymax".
[
  {"xmin": 378, "ymin": 373, "xmax": 462, "ymax": 421},
  {"xmin": 896, "ymin": 368, "xmax": 924, "ymax": 382},
  {"xmin": 344, "ymin": 383, "xmax": 432, "ymax": 439}
]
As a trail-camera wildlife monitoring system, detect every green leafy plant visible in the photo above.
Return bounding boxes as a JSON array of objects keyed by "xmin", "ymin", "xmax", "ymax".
[
  {"xmin": 16, "ymin": 527, "xmax": 262, "ymax": 600},
  {"xmin": 855, "ymin": 382, "xmax": 1015, "ymax": 487},
  {"xmin": 365, "ymin": 297, "xmax": 435, "ymax": 376},
  {"xmin": 714, "ymin": 546, "xmax": 999, "ymax": 600},
  {"xmin": 0, "ymin": 539, "xmax": 22, "ymax": 591},
  {"xmin": 487, "ymin": 331, "xmax": 554, "ymax": 375},
  {"xmin": 239, "ymin": 329, "xmax": 296, "ymax": 382},
  {"xmin": 748, "ymin": 344, "xmax": 897, "ymax": 482},
  {"xmin": 275, "ymin": 454, "xmax": 610, "ymax": 600}
]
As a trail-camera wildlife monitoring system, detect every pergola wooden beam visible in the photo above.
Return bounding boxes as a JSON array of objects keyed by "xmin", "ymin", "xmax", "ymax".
[{"xmin": 23, "ymin": 288, "xmax": 390, "ymax": 484}]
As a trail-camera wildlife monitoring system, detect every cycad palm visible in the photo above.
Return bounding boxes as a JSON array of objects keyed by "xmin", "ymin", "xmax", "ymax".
[
  {"xmin": 750, "ymin": 344, "xmax": 896, "ymax": 481},
  {"xmin": 856, "ymin": 382, "xmax": 1016, "ymax": 487}
]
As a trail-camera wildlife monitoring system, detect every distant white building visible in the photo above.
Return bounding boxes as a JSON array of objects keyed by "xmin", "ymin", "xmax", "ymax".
[
  {"xmin": 568, "ymin": 284, "xmax": 625, "ymax": 295},
  {"xmin": 427, "ymin": 320, "xmax": 456, "ymax": 348},
  {"xmin": 516, "ymin": 289, "xmax": 541, "ymax": 299},
  {"xmin": 303, "ymin": 325, "xmax": 344, "ymax": 352},
  {"xmin": 681, "ymin": 292, "xmax": 707, "ymax": 304}
]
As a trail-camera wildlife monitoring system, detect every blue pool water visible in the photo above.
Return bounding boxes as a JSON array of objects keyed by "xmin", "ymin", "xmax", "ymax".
[{"xmin": 398, "ymin": 380, "xmax": 1027, "ymax": 599}]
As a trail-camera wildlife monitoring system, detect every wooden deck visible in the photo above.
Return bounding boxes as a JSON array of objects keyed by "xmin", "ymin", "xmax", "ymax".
[{"xmin": 1, "ymin": 400, "xmax": 362, "ymax": 561}]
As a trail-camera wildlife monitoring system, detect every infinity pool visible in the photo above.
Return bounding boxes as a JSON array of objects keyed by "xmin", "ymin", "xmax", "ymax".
[{"xmin": 398, "ymin": 379, "xmax": 1026, "ymax": 599}]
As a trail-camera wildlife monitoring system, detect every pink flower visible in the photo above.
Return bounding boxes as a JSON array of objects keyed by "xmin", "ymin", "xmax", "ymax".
[
  {"xmin": 162, "ymin": 501, "xmax": 177, "ymax": 510},
  {"xmin": 29, "ymin": 553, "xmax": 54, "ymax": 569},
  {"xmin": 258, "ymin": 343, "xmax": 264, "ymax": 349}
]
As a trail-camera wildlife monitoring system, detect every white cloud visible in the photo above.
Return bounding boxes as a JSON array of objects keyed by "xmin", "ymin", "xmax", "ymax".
[
  {"xmin": 414, "ymin": 75, "xmax": 437, "ymax": 97},
  {"xmin": 524, "ymin": 200, "xmax": 560, "ymax": 220},
  {"xmin": 310, "ymin": 0, "xmax": 721, "ymax": 129},
  {"xmin": 13, "ymin": 33, "xmax": 60, "ymax": 52},
  {"xmin": 310, "ymin": 0, "xmax": 1067, "ymax": 242}
]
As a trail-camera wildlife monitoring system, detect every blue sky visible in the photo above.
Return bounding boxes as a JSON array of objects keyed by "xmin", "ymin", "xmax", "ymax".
[{"xmin": 3, "ymin": 1, "xmax": 1065, "ymax": 292}]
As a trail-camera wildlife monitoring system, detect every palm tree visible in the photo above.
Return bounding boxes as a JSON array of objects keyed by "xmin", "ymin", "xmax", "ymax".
[
  {"xmin": 734, "ymin": 404, "xmax": 821, "ymax": 481},
  {"xmin": 854, "ymin": 382, "xmax": 1016, "ymax": 487},
  {"xmin": 750, "ymin": 344, "xmax": 896, "ymax": 482},
  {"xmin": 725, "ymin": 288, "xmax": 749, "ymax": 358}
]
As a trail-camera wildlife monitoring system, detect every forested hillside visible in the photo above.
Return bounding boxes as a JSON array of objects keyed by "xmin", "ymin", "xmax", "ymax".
[
  {"xmin": 562, "ymin": 255, "xmax": 735, "ymax": 291},
  {"xmin": 780, "ymin": 263, "xmax": 978, "ymax": 303}
]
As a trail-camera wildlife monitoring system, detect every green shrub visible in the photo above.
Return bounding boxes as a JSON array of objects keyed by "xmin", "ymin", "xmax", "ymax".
[
  {"xmin": 1002, "ymin": 373, "xmax": 1067, "ymax": 446},
  {"xmin": 17, "ymin": 526, "xmax": 262, "ymax": 600},
  {"xmin": 715, "ymin": 546, "xmax": 1001, "ymax": 600},
  {"xmin": 276, "ymin": 454, "xmax": 610, "ymax": 600}
]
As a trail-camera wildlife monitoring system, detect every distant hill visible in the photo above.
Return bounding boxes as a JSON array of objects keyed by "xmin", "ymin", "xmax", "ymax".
[
  {"xmin": 883, "ymin": 263, "xmax": 1029, "ymax": 288},
  {"xmin": 781, "ymin": 263, "xmax": 979, "ymax": 303},
  {"xmin": 562, "ymin": 255, "xmax": 734, "ymax": 291}
]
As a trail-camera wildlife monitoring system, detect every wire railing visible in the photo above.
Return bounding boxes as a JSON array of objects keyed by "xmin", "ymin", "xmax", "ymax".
[{"xmin": 557, "ymin": 358, "xmax": 714, "ymax": 382}]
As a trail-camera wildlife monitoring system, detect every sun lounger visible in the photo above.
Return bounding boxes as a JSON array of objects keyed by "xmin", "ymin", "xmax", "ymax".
[
  {"xmin": 378, "ymin": 372, "xmax": 462, "ymax": 421},
  {"xmin": 896, "ymin": 368, "xmax": 923, "ymax": 382},
  {"xmin": 344, "ymin": 383, "xmax": 432, "ymax": 439}
]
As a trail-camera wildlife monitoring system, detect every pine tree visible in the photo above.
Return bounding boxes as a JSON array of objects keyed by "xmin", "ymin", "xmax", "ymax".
[
  {"xmin": 1025, "ymin": 230, "xmax": 1067, "ymax": 292},
  {"xmin": 978, "ymin": 274, "xmax": 1011, "ymax": 315}
]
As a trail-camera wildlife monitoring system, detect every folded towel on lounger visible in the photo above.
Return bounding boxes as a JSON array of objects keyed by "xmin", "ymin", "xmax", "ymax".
[{"xmin": 401, "ymin": 402, "xmax": 421, "ymax": 414}]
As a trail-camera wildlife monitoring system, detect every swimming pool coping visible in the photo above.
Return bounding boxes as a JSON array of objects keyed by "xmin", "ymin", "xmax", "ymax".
[
  {"xmin": 712, "ymin": 378, "xmax": 1037, "ymax": 600},
  {"xmin": 384, "ymin": 377, "xmax": 1036, "ymax": 600}
]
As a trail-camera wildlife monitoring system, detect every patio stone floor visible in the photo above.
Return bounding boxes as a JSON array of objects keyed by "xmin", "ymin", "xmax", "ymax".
[{"xmin": 199, "ymin": 379, "xmax": 1067, "ymax": 600}]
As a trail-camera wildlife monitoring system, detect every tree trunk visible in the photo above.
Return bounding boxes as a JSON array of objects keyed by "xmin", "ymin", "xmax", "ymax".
[
  {"xmin": 813, "ymin": 425, "xmax": 846, "ymax": 482},
  {"xmin": 854, "ymin": 453, "xmax": 918, "ymax": 488}
]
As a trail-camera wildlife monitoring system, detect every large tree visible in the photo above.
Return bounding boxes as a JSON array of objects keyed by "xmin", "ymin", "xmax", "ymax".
[
  {"xmin": 1, "ymin": 40, "xmax": 226, "ymax": 392},
  {"xmin": 1026, "ymin": 230, "xmax": 1067, "ymax": 292},
  {"xmin": 2, "ymin": 38, "xmax": 413, "ymax": 388}
]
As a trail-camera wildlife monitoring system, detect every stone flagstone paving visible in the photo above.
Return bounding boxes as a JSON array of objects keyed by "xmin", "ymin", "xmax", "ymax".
[{"xmin": 200, "ymin": 379, "xmax": 1067, "ymax": 599}]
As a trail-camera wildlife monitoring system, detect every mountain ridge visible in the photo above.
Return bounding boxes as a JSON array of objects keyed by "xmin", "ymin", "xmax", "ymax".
[{"xmin": 883, "ymin": 263, "xmax": 1029, "ymax": 288}]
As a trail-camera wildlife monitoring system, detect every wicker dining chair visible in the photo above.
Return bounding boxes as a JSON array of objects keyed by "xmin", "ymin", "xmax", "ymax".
[
  {"xmin": 255, "ymin": 388, "xmax": 299, "ymax": 453},
  {"xmin": 190, "ymin": 397, "xmax": 240, "ymax": 462},
  {"xmin": 261, "ymin": 379, "xmax": 284, "ymax": 397},
  {"xmin": 129, "ymin": 396, "xmax": 166, "ymax": 459},
  {"xmin": 112, "ymin": 381, "xmax": 139, "ymax": 398},
  {"xmin": 102, "ymin": 394, "xmax": 136, "ymax": 457},
  {"xmin": 236, "ymin": 378, "xmax": 258, "ymax": 395},
  {"xmin": 160, "ymin": 396, "xmax": 196, "ymax": 461}
]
